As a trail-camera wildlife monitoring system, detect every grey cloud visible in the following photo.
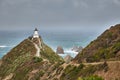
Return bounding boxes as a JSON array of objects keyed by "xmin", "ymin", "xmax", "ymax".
[
  {"xmin": 113, "ymin": 0, "xmax": 120, "ymax": 5},
  {"xmin": 0, "ymin": 0, "xmax": 120, "ymax": 32}
]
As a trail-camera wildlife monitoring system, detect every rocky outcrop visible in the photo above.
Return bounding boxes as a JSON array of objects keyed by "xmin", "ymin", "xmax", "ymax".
[
  {"xmin": 64, "ymin": 55, "xmax": 73, "ymax": 63},
  {"xmin": 56, "ymin": 46, "xmax": 64, "ymax": 54}
]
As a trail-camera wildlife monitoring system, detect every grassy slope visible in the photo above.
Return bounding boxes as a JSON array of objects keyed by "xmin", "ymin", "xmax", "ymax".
[
  {"xmin": 41, "ymin": 43, "xmax": 63, "ymax": 63},
  {"xmin": 0, "ymin": 38, "xmax": 63, "ymax": 80},
  {"xmin": 59, "ymin": 61, "xmax": 120, "ymax": 80},
  {"xmin": 73, "ymin": 24, "xmax": 120, "ymax": 63},
  {"xmin": 0, "ymin": 39, "xmax": 36, "ymax": 77}
]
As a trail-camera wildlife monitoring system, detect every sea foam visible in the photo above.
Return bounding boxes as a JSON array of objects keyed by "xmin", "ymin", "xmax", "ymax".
[
  {"xmin": 0, "ymin": 45, "xmax": 13, "ymax": 48},
  {"xmin": 57, "ymin": 48, "xmax": 78, "ymax": 58},
  {"xmin": 0, "ymin": 45, "xmax": 7, "ymax": 48}
]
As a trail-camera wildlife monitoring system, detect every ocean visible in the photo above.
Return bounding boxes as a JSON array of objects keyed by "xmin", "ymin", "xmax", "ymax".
[{"xmin": 0, "ymin": 30, "xmax": 97, "ymax": 58}]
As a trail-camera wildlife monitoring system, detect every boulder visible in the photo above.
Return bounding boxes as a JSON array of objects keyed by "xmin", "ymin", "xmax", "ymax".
[{"xmin": 56, "ymin": 46, "xmax": 64, "ymax": 54}]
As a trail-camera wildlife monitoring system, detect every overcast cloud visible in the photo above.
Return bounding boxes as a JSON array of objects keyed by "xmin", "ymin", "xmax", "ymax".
[{"xmin": 0, "ymin": 0, "xmax": 120, "ymax": 32}]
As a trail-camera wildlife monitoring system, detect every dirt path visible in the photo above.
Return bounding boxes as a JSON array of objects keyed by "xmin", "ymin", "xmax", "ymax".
[
  {"xmin": 3, "ymin": 73, "xmax": 13, "ymax": 80},
  {"xmin": 33, "ymin": 43, "xmax": 40, "ymax": 57},
  {"xmin": 84, "ymin": 61, "xmax": 120, "ymax": 65},
  {"xmin": 71, "ymin": 61, "xmax": 120, "ymax": 66}
]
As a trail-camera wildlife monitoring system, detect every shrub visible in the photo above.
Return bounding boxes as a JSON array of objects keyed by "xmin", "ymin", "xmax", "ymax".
[
  {"xmin": 53, "ymin": 78, "xmax": 58, "ymax": 80},
  {"xmin": 78, "ymin": 77, "xmax": 83, "ymax": 80},
  {"xmin": 107, "ymin": 32, "xmax": 113, "ymax": 38},
  {"xmin": 83, "ymin": 75, "xmax": 104, "ymax": 80},
  {"xmin": 64, "ymin": 65, "xmax": 76, "ymax": 74},
  {"xmin": 75, "ymin": 63, "xmax": 85, "ymax": 73},
  {"xmin": 77, "ymin": 75, "xmax": 104, "ymax": 80},
  {"xmin": 102, "ymin": 61, "xmax": 108, "ymax": 72},
  {"xmin": 112, "ymin": 42, "xmax": 120, "ymax": 53},
  {"xmin": 78, "ymin": 63, "xmax": 85, "ymax": 69},
  {"xmin": 39, "ymin": 70, "xmax": 45, "ymax": 77},
  {"xmin": 33, "ymin": 57, "xmax": 43, "ymax": 63}
]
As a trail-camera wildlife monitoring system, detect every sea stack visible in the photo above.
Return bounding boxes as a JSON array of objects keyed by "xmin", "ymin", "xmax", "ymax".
[{"xmin": 56, "ymin": 46, "xmax": 64, "ymax": 54}]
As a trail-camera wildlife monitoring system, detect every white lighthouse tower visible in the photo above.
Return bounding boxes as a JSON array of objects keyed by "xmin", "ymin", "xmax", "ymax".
[
  {"xmin": 32, "ymin": 28, "xmax": 41, "ymax": 57},
  {"xmin": 33, "ymin": 28, "xmax": 39, "ymax": 38}
]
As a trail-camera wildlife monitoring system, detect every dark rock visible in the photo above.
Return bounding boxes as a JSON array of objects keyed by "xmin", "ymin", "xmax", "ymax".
[{"xmin": 56, "ymin": 46, "xmax": 64, "ymax": 54}]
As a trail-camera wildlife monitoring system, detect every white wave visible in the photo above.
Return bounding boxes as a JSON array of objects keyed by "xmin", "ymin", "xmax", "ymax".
[
  {"xmin": 0, "ymin": 45, "xmax": 7, "ymax": 48},
  {"xmin": 52, "ymin": 47, "xmax": 79, "ymax": 58},
  {"xmin": 0, "ymin": 45, "xmax": 13, "ymax": 48},
  {"xmin": 65, "ymin": 50, "xmax": 78, "ymax": 54},
  {"xmin": 58, "ymin": 48, "xmax": 78, "ymax": 58}
]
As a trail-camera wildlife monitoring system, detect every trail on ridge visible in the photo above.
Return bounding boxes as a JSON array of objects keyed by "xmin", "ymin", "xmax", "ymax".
[{"xmin": 33, "ymin": 43, "xmax": 40, "ymax": 57}]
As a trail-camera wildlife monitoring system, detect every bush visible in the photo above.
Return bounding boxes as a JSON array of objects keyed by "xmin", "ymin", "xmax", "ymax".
[
  {"xmin": 78, "ymin": 63, "xmax": 85, "ymax": 70},
  {"xmin": 77, "ymin": 75, "xmax": 104, "ymax": 80},
  {"xmin": 112, "ymin": 42, "xmax": 120, "ymax": 53},
  {"xmin": 102, "ymin": 61, "xmax": 108, "ymax": 72},
  {"xmin": 75, "ymin": 63, "xmax": 85, "ymax": 73},
  {"xmin": 39, "ymin": 70, "xmax": 45, "ymax": 77},
  {"xmin": 83, "ymin": 75, "xmax": 104, "ymax": 80},
  {"xmin": 33, "ymin": 57, "xmax": 43, "ymax": 63},
  {"xmin": 78, "ymin": 77, "xmax": 83, "ymax": 80},
  {"xmin": 53, "ymin": 78, "xmax": 58, "ymax": 80},
  {"xmin": 107, "ymin": 32, "xmax": 113, "ymax": 38}
]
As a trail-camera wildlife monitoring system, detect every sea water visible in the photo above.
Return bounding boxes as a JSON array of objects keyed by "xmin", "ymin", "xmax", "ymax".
[{"xmin": 0, "ymin": 30, "xmax": 97, "ymax": 58}]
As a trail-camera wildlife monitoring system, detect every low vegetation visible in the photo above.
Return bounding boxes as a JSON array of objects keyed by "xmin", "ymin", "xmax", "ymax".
[
  {"xmin": 40, "ymin": 43, "xmax": 63, "ymax": 63},
  {"xmin": 60, "ymin": 62, "xmax": 108, "ymax": 80},
  {"xmin": 1, "ymin": 24, "xmax": 120, "ymax": 80},
  {"xmin": 0, "ymin": 39, "xmax": 36, "ymax": 78},
  {"xmin": 74, "ymin": 24, "xmax": 120, "ymax": 63},
  {"xmin": 78, "ymin": 75, "xmax": 104, "ymax": 80},
  {"xmin": 0, "ymin": 38, "xmax": 63, "ymax": 80},
  {"xmin": 33, "ymin": 57, "xmax": 43, "ymax": 63}
]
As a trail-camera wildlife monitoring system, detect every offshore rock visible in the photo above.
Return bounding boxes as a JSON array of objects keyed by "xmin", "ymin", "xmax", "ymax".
[{"xmin": 56, "ymin": 46, "xmax": 64, "ymax": 54}]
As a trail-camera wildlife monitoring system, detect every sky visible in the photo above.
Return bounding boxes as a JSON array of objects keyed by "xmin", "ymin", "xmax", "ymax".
[{"xmin": 0, "ymin": 0, "xmax": 120, "ymax": 33}]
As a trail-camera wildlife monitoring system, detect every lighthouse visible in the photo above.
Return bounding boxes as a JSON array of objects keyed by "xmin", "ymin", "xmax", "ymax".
[
  {"xmin": 33, "ymin": 28, "xmax": 39, "ymax": 38},
  {"xmin": 32, "ymin": 28, "xmax": 41, "ymax": 57}
]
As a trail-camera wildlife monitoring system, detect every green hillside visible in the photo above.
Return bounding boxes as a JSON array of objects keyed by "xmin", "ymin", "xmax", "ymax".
[
  {"xmin": 73, "ymin": 24, "xmax": 120, "ymax": 63},
  {"xmin": 0, "ymin": 37, "xmax": 63, "ymax": 80}
]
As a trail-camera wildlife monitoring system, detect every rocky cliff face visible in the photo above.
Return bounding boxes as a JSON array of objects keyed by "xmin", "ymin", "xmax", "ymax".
[{"xmin": 73, "ymin": 24, "xmax": 120, "ymax": 63}]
